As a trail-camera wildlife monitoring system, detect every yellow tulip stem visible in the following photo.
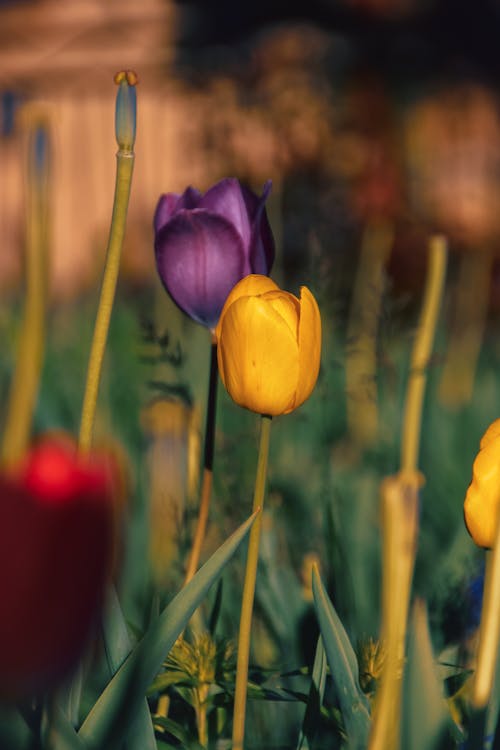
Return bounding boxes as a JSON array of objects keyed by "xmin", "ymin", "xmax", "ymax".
[
  {"xmin": 1, "ymin": 121, "xmax": 49, "ymax": 467},
  {"xmin": 369, "ymin": 235, "xmax": 447, "ymax": 750},
  {"xmin": 232, "ymin": 414, "xmax": 272, "ymax": 750},
  {"xmin": 400, "ymin": 234, "xmax": 447, "ymax": 475},
  {"xmin": 78, "ymin": 81, "xmax": 135, "ymax": 453},
  {"xmin": 473, "ymin": 516, "xmax": 500, "ymax": 708},
  {"xmin": 184, "ymin": 337, "xmax": 218, "ymax": 586}
]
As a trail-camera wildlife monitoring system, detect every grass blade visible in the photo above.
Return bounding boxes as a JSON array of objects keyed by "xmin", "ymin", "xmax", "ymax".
[
  {"xmin": 402, "ymin": 599, "xmax": 449, "ymax": 750},
  {"xmin": 312, "ymin": 564, "xmax": 370, "ymax": 749},
  {"xmin": 296, "ymin": 635, "xmax": 328, "ymax": 750}
]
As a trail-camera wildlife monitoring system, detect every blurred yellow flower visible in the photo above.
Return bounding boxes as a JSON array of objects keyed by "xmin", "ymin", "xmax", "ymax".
[
  {"xmin": 215, "ymin": 274, "xmax": 321, "ymax": 416},
  {"xmin": 464, "ymin": 418, "xmax": 500, "ymax": 548}
]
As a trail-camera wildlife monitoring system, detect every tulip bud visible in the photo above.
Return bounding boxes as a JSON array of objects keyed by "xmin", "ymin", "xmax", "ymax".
[
  {"xmin": 0, "ymin": 436, "xmax": 119, "ymax": 695},
  {"xmin": 464, "ymin": 419, "xmax": 500, "ymax": 548},
  {"xmin": 215, "ymin": 275, "xmax": 322, "ymax": 416},
  {"xmin": 114, "ymin": 70, "xmax": 137, "ymax": 152},
  {"xmin": 154, "ymin": 178, "xmax": 275, "ymax": 330}
]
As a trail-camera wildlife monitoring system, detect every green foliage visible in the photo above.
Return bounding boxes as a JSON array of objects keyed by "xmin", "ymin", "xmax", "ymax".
[
  {"xmin": 402, "ymin": 600, "xmax": 451, "ymax": 750},
  {"xmin": 312, "ymin": 565, "xmax": 371, "ymax": 749},
  {"xmin": 77, "ymin": 512, "xmax": 256, "ymax": 749}
]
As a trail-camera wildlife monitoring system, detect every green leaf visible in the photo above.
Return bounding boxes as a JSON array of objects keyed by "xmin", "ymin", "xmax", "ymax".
[
  {"xmin": 296, "ymin": 635, "xmax": 328, "ymax": 750},
  {"xmin": 312, "ymin": 564, "xmax": 371, "ymax": 750},
  {"xmin": 101, "ymin": 587, "xmax": 157, "ymax": 750},
  {"xmin": 153, "ymin": 715, "xmax": 204, "ymax": 749},
  {"xmin": 78, "ymin": 511, "xmax": 257, "ymax": 749},
  {"xmin": 43, "ymin": 706, "xmax": 87, "ymax": 750},
  {"xmin": 402, "ymin": 599, "xmax": 450, "ymax": 750},
  {"xmin": 101, "ymin": 586, "xmax": 135, "ymax": 674},
  {"xmin": 148, "ymin": 671, "xmax": 195, "ymax": 695}
]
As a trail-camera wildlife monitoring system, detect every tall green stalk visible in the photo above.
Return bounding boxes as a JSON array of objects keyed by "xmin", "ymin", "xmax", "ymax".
[
  {"xmin": 72, "ymin": 73, "xmax": 157, "ymax": 749},
  {"xmin": 78, "ymin": 71, "xmax": 136, "ymax": 452},
  {"xmin": 369, "ymin": 235, "xmax": 447, "ymax": 750},
  {"xmin": 1, "ymin": 120, "xmax": 49, "ymax": 466},
  {"xmin": 472, "ymin": 517, "xmax": 500, "ymax": 709},
  {"xmin": 232, "ymin": 414, "xmax": 272, "ymax": 750},
  {"xmin": 184, "ymin": 335, "xmax": 219, "ymax": 585}
]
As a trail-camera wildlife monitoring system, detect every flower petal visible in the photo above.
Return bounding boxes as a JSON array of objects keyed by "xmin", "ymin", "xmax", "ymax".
[
  {"xmin": 154, "ymin": 187, "xmax": 202, "ymax": 234},
  {"xmin": 217, "ymin": 274, "xmax": 279, "ymax": 331},
  {"xmin": 480, "ymin": 418, "xmax": 500, "ymax": 449},
  {"xmin": 155, "ymin": 209, "xmax": 248, "ymax": 329},
  {"xmin": 464, "ymin": 438, "xmax": 500, "ymax": 548},
  {"xmin": 248, "ymin": 180, "xmax": 275, "ymax": 274},
  {"xmin": 217, "ymin": 295, "xmax": 299, "ymax": 416},
  {"xmin": 294, "ymin": 286, "xmax": 322, "ymax": 411},
  {"xmin": 199, "ymin": 178, "xmax": 254, "ymax": 250},
  {"xmin": 262, "ymin": 290, "xmax": 300, "ymax": 340}
]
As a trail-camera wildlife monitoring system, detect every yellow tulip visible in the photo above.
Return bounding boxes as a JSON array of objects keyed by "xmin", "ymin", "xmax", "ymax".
[
  {"xmin": 464, "ymin": 418, "xmax": 500, "ymax": 548},
  {"xmin": 215, "ymin": 274, "xmax": 321, "ymax": 416}
]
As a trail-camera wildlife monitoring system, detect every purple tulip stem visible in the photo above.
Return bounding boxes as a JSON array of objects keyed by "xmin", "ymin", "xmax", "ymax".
[{"xmin": 184, "ymin": 335, "xmax": 219, "ymax": 586}]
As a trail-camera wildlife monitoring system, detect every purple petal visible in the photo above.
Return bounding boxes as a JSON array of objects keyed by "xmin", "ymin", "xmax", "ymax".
[
  {"xmin": 199, "ymin": 178, "xmax": 254, "ymax": 253},
  {"xmin": 248, "ymin": 180, "xmax": 275, "ymax": 274},
  {"xmin": 155, "ymin": 209, "xmax": 250, "ymax": 329},
  {"xmin": 154, "ymin": 194, "xmax": 179, "ymax": 234},
  {"xmin": 153, "ymin": 186, "xmax": 202, "ymax": 234}
]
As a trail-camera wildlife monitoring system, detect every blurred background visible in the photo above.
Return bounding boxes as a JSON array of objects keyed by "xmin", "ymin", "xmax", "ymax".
[
  {"xmin": 2, "ymin": 0, "xmax": 500, "ymax": 744},
  {"xmin": 3, "ymin": 0, "xmax": 500, "ymax": 298}
]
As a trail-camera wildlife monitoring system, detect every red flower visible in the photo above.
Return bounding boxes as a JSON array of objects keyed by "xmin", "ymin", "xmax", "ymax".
[{"xmin": 0, "ymin": 436, "xmax": 119, "ymax": 695}]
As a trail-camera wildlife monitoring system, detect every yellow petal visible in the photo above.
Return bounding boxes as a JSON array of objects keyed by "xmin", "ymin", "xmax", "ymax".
[
  {"xmin": 216, "ymin": 274, "xmax": 279, "ymax": 335},
  {"xmin": 262, "ymin": 290, "xmax": 300, "ymax": 340},
  {"xmin": 215, "ymin": 275, "xmax": 280, "ymax": 387},
  {"xmin": 464, "ymin": 438, "xmax": 500, "ymax": 548},
  {"xmin": 292, "ymin": 286, "xmax": 322, "ymax": 412},
  {"xmin": 217, "ymin": 295, "xmax": 299, "ymax": 416},
  {"xmin": 480, "ymin": 418, "xmax": 500, "ymax": 450}
]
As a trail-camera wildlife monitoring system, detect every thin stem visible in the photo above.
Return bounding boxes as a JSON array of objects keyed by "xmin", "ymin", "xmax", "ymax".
[
  {"xmin": 369, "ymin": 234, "xmax": 447, "ymax": 750},
  {"xmin": 1, "ymin": 122, "xmax": 49, "ymax": 466},
  {"xmin": 369, "ymin": 475, "xmax": 419, "ymax": 750},
  {"xmin": 473, "ymin": 514, "xmax": 500, "ymax": 708},
  {"xmin": 195, "ymin": 684, "xmax": 209, "ymax": 748},
  {"xmin": 78, "ymin": 150, "xmax": 134, "ymax": 452},
  {"xmin": 232, "ymin": 414, "xmax": 272, "ymax": 750},
  {"xmin": 400, "ymin": 234, "xmax": 447, "ymax": 475},
  {"xmin": 184, "ymin": 338, "xmax": 218, "ymax": 585}
]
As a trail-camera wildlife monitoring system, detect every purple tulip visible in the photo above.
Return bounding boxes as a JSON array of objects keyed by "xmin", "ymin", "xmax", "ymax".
[{"xmin": 154, "ymin": 178, "xmax": 275, "ymax": 329}]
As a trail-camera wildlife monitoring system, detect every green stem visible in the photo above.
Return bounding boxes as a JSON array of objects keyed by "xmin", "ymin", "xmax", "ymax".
[
  {"xmin": 369, "ymin": 234, "xmax": 447, "ymax": 750},
  {"xmin": 184, "ymin": 336, "xmax": 218, "ymax": 585},
  {"xmin": 195, "ymin": 684, "xmax": 209, "ymax": 748},
  {"xmin": 400, "ymin": 234, "xmax": 447, "ymax": 474},
  {"xmin": 473, "ymin": 514, "xmax": 500, "ymax": 708},
  {"xmin": 1, "ymin": 121, "xmax": 49, "ymax": 466},
  {"xmin": 232, "ymin": 414, "xmax": 272, "ymax": 750},
  {"xmin": 369, "ymin": 475, "xmax": 419, "ymax": 750},
  {"xmin": 78, "ymin": 150, "xmax": 134, "ymax": 452}
]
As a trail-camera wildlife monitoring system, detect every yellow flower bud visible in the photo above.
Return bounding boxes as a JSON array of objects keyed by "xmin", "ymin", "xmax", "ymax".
[
  {"xmin": 215, "ymin": 274, "xmax": 322, "ymax": 416},
  {"xmin": 464, "ymin": 418, "xmax": 500, "ymax": 548}
]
